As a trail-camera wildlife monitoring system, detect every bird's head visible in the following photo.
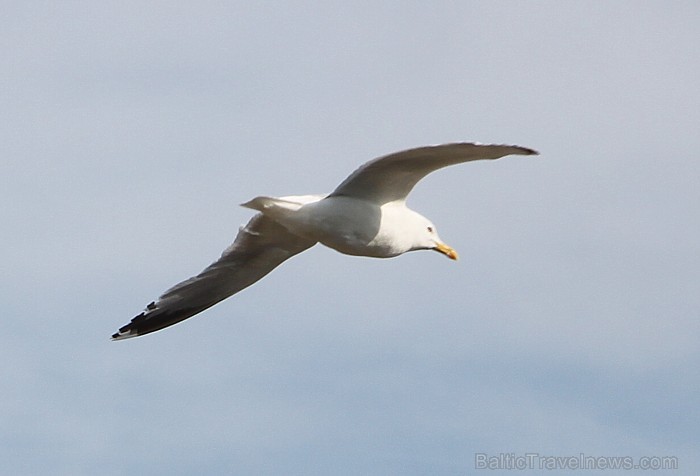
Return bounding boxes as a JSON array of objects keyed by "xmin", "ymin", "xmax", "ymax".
[{"xmin": 410, "ymin": 214, "xmax": 459, "ymax": 260}]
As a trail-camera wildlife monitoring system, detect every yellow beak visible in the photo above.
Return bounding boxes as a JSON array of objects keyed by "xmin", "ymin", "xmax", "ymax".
[{"xmin": 434, "ymin": 242, "xmax": 459, "ymax": 260}]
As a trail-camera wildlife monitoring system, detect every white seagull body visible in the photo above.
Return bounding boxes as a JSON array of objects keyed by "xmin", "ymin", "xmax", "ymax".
[{"xmin": 112, "ymin": 142, "xmax": 537, "ymax": 339}]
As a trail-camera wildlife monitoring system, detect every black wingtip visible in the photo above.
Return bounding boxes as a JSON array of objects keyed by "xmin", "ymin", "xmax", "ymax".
[
  {"xmin": 111, "ymin": 328, "xmax": 134, "ymax": 340},
  {"xmin": 513, "ymin": 145, "xmax": 539, "ymax": 156},
  {"xmin": 111, "ymin": 317, "xmax": 141, "ymax": 341},
  {"xmin": 111, "ymin": 304, "xmax": 206, "ymax": 340}
]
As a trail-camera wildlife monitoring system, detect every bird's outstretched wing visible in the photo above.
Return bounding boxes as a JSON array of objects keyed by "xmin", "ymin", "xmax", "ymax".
[
  {"xmin": 329, "ymin": 142, "xmax": 538, "ymax": 204},
  {"xmin": 112, "ymin": 213, "xmax": 316, "ymax": 340}
]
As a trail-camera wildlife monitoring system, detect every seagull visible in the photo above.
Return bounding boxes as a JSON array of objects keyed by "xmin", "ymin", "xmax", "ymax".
[{"xmin": 112, "ymin": 142, "xmax": 537, "ymax": 339}]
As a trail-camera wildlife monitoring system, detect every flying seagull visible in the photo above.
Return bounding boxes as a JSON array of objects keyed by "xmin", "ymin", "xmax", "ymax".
[{"xmin": 112, "ymin": 142, "xmax": 538, "ymax": 339}]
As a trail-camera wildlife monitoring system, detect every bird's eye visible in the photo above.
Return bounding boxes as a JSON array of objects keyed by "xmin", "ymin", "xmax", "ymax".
[{"xmin": 427, "ymin": 226, "xmax": 434, "ymax": 233}]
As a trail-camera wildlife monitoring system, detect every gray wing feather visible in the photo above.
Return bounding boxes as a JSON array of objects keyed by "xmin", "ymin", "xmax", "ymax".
[
  {"xmin": 329, "ymin": 142, "xmax": 538, "ymax": 204},
  {"xmin": 112, "ymin": 214, "xmax": 315, "ymax": 339}
]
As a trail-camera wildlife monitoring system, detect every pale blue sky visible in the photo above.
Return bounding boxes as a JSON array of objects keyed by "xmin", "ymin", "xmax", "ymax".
[{"xmin": 2, "ymin": 2, "xmax": 699, "ymax": 475}]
